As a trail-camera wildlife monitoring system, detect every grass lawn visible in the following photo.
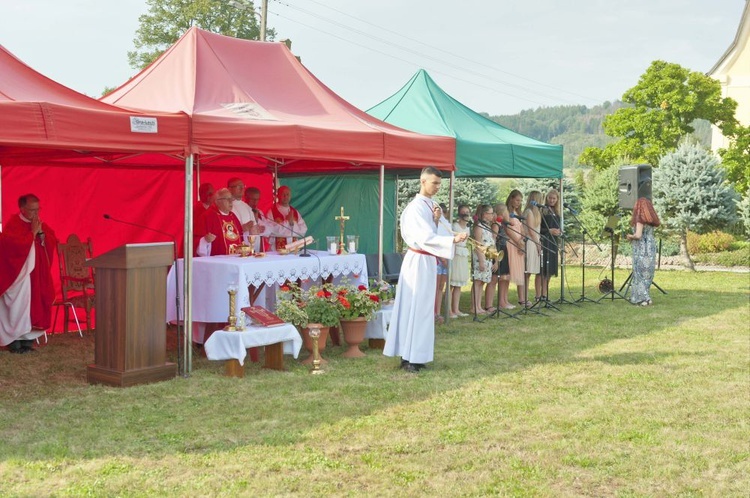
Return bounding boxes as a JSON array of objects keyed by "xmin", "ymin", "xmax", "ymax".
[{"xmin": 1, "ymin": 267, "xmax": 748, "ymax": 497}]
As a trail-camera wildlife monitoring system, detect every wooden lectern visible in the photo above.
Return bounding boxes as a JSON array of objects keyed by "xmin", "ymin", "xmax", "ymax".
[{"xmin": 86, "ymin": 242, "xmax": 177, "ymax": 387}]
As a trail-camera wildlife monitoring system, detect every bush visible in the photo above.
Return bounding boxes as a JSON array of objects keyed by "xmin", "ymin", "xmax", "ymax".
[
  {"xmin": 686, "ymin": 231, "xmax": 735, "ymax": 254},
  {"xmin": 693, "ymin": 249, "xmax": 750, "ymax": 267}
]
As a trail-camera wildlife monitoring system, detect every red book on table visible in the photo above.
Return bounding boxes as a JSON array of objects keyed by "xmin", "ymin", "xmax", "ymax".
[{"xmin": 242, "ymin": 306, "xmax": 286, "ymax": 327}]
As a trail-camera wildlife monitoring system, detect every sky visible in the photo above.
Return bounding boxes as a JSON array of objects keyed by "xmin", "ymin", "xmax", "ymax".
[{"xmin": 0, "ymin": 0, "xmax": 744, "ymax": 116}]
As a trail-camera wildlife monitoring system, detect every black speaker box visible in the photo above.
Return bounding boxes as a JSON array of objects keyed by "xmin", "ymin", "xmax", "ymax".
[{"xmin": 618, "ymin": 165, "xmax": 652, "ymax": 209}]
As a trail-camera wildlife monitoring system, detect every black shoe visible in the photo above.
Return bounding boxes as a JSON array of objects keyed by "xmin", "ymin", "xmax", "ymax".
[
  {"xmin": 21, "ymin": 346, "xmax": 36, "ymax": 353},
  {"xmin": 412, "ymin": 363, "xmax": 426, "ymax": 371},
  {"xmin": 400, "ymin": 359, "xmax": 409, "ymax": 369},
  {"xmin": 403, "ymin": 363, "xmax": 420, "ymax": 373}
]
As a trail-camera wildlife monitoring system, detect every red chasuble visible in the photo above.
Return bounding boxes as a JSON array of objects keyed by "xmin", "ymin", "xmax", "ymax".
[
  {"xmin": 2, "ymin": 215, "xmax": 57, "ymax": 330},
  {"xmin": 269, "ymin": 204, "xmax": 300, "ymax": 251},
  {"xmin": 194, "ymin": 206, "xmax": 243, "ymax": 256}
]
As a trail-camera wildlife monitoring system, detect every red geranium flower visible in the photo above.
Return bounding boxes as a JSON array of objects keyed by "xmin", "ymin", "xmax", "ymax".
[
  {"xmin": 338, "ymin": 289, "xmax": 348, "ymax": 296},
  {"xmin": 358, "ymin": 284, "xmax": 367, "ymax": 291},
  {"xmin": 280, "ymin": 285, "xmax": 290, "ymax": 292},
  {"xmin": 316, "ymin": 290, "xmax": 326, "ymax": 297},
  {"xmin": 369, "ymin": 295, "xmax": 380, "ymax": 302},
  {"xmin": 338, "ymin": 296, "xmax": 351, "ymax": 308},
  {"xmin": 324, "ymin": 290, "xmax": 332, "ymax": 298}
]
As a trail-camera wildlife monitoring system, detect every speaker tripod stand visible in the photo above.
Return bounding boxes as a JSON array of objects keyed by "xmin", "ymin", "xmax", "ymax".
[{"xmin": 597, "ymin": 225, "xmax": 627, "ymax": 302}]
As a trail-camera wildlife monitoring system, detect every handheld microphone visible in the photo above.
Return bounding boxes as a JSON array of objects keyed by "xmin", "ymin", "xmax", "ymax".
[
  {"xmin": 563, "ymin": 203, "xmax": 578, "ymax": 215},
  {"xmin": 103, "ymin": 214, "xmax": 177, "ymax": 258}
]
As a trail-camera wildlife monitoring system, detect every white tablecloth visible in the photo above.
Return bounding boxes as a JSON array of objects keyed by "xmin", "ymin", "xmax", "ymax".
[
  {"xmin": 166, "ymin": 250, "xmax": 367, "ymax": 323},
  {"xmin": 365, "ymin": 304, "xmax": 393, "ymax": 340},
  {"xmin": 204, "ymin": 323, "xmax": 302, "ymax": 366}
]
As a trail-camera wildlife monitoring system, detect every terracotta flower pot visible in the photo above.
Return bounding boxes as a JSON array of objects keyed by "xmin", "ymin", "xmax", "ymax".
[
  {"xmin": 301, "ymin": 324, "xmax": 329, "ymax": 365},
  {"xmin": 339, "ymin": 317, "xmax": 367, "ymax": 358}
]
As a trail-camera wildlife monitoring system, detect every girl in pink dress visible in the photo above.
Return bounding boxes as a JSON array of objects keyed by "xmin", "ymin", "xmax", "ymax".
[{"xmin": 504, "ymin": 190, "xmax": 526, "ymax": 306}]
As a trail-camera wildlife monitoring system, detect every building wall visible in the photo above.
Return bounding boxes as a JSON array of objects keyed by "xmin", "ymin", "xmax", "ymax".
[{"xmin": 710, "ymin": 4, "xmax": 750, "ymax": 151}]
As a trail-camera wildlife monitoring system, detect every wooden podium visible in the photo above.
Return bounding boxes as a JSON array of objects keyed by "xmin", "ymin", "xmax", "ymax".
[{"xmin": 86, "ymin": 242, "xmax": 177, "ymax": 387}]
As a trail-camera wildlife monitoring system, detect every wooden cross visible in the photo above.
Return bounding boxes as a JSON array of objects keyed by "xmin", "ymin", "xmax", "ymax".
[{"xmin": 335, "ymin": 206, "xmax": 350, "ymax": 254}]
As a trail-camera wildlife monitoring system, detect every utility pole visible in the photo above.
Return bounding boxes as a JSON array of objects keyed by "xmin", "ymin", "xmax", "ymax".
[
  {"xmin": 260, "ymin": 0, "xmax": 268, "ymax": 42},
  {"xmin": 229, "ymin": 0, "xmax": 266, "ymax": 41}
]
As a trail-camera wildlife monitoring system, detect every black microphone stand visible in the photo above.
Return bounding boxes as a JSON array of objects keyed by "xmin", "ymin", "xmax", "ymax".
[
  {"xmin": 270, "ymin": 218, "xmax": 311, "ymax": 257},
  {"xmin": 506, "ymin": 218, "xmax": 547, "ymax": 318},
  {"xmin": 489, "ymin": 222, "xmax": 521, "ymax": 321},
  {"xmin": 473, "ymin": 221, "xmax": 519, "ymax": 321},
  {"xmin": 564, "ymin": 206, "xmax": 602, "ymax": 304},
  {"xmin": 555, "ymin": 229, "xmax": 580, "ymax": 307},
  {"xmin": 103, "ymin": 214, "xmax": 183, "ymax": 373},
  {"xmin": 514, "ymin": 215, "xmax": 552, "ymax": 315},
  {"xmin": 537, "ymin": 207, "xmax": 561, "ymax": 312},
  {"xmin": 597, "ymin": 225, "xmax": 628, "ymax": 302}
]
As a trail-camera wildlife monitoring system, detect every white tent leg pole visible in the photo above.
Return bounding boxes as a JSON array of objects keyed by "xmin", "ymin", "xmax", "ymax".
[
  {"xmin": 378, "ymin": 165, "xmax": 385, "ymax": 281},
  {"xmin": 183, "ymin": 154, "xmax": 194, "ymax": 376}
]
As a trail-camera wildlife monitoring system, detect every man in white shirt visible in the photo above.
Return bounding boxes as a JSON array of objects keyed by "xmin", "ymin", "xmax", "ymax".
[
  {"xmin": 244, "ymin": 186, "xmax": 271, "ymax": 252},
  {"xmin": 227, "ymin": 178, "xmax": 257, "ymax": 245},
  {"xmin": 383, "ymin": 167, "xmax": 467, "ymax": 373}
]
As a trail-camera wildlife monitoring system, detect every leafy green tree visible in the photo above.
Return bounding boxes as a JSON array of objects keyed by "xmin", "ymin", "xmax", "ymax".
[
  {"xmin": 128, "ymin": 0, "xmax": 272, "ymax": 70},
  {"xmin": 580, "ymin": 61, "xmax": 738, "ymax": 170},
  {"xmin": 577, "ymin": 165, "xmax": 626, "ymax": 243},
  {"xmin": 652, "ymin": 141, "xmax": 738, "ymax": 270},
  {"xmin": 718, "ymin": 124, "xmax": 750, "ymax": 195},
  {"xmin": 736, "ymin": 194, "xmax": 750, "ymax": 238}
]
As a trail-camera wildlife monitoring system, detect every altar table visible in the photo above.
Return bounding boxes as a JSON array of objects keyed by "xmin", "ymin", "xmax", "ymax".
[{"xmin": 166, "ymin": 250, "xmax": 368, "ymax": 323}]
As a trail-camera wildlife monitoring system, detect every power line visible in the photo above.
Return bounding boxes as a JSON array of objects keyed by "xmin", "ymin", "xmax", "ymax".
[
  {"xmin": 270, "ymin": 0, "xmax": 607, "ymax": 107},
  {"xmin": 266, "ymin": 8, "xmax": 554, "ymax": 109}
]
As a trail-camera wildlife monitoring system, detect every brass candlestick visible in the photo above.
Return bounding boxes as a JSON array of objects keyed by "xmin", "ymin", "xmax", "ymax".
[
  {"xmin": 224, "ymin": 286, "xmax": 238, "ymax": 331},
  {"xmin": 334, "ymin": 206, "xmax": 350, "ymax": 255},
  {"xmin": 309, "ymin": 325, "xmax": 325, "ymax": 375}
]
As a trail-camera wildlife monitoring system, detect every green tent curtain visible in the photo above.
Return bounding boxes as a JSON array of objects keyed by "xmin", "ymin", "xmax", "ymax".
[{"xmin": 284, "ymin": 174, "xmax": 397, "ymax": 257}]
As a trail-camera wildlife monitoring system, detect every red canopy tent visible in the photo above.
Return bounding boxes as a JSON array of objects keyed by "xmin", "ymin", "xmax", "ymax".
[
  {"xmin": 102, "ymin": 27, "xmax": 455, "ymax": 174},
  {"xmin": 2, "ymin": 29, "xmax": 455, "ymax": 372},
  {"xmin": 0, "ymin": 43, "xmax": 193, "ymax": 260}
]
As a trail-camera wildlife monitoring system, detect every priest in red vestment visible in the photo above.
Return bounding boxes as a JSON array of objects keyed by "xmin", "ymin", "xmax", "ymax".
[
  {"xmin": 194, "ymin": 188, "xmax": 243, "ymax": 256},
  {"xmin": 1, "ymin": 194, "xmax": 57, "ymax": 353},
  {"xmin": 266, "ymin": 186, "xmax": 307, "ymax": 251}
]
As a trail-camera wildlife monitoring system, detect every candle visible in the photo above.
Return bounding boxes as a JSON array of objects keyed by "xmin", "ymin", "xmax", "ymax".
[
  {"xmin": 329, "ymin": 242, "xmax": 337, "ymax": 254},
  {"xmin": 348, "ymin": 241, "xmax": 356, "ymax": 253}
]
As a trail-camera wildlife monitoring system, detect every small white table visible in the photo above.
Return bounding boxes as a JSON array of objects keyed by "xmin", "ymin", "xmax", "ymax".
[
  {"xmin": 365, "ymin": 304, "xmax": 393, "ymax": 348},
  {"xmin": 204, "ymin": 323, "xmax": 302, "ymax": 376}
]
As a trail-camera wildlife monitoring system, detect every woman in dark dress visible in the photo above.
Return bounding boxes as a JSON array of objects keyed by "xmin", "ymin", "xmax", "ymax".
[{"xmin": 539, "ymin": 188, "xmax": 562, "ymax": 301}]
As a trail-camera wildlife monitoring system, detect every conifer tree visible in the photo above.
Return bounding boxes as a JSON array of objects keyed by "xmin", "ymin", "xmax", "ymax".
[{"xmin": 652, "ymin": 141, "xmax": 738, "ymax": 269}]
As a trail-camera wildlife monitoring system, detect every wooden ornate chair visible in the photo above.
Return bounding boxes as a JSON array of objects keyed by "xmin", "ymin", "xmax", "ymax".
[{"xmin": 55, "ymin": 234, "xmax": 95, "ymax": 334}]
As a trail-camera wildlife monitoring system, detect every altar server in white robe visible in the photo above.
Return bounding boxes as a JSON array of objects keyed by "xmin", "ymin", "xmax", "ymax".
[{"xmin": 384, "ymin": 167, "xmax": 467, "ymax": 373}]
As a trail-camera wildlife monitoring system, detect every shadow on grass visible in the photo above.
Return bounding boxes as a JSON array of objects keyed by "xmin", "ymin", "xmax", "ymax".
[{"xmin": 0, "ymin": 269, "xmax": 747, "ymax": 462}]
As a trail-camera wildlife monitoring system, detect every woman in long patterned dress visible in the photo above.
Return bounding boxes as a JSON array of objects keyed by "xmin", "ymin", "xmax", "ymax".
[
  {"xmin": 449, "ymin": 204, "xmax": 472, "ymax": 318},
  {"xmin": 540, "ymin": 188, "xmax": 562, "ymax": 301},
  {"xmin": 471, "ymin": 204, "xmax": 497, "ymax": 314},
  {"xmin": 626, "ymin": 197, "xmax": 661, "ymax": 306},
  {"xmin": 505, "ymin": 190, "xmax": 526, "ymax": 306},
  {"xmin": 523, "ymin": 191, "xmax": 543, "ymax": 305}
]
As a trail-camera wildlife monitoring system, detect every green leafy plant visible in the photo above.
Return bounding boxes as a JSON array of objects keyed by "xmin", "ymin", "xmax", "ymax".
[
  {"xmin": 275, "ymin": 283, "xmax": 342, "ymax": 328},
  {"xmin": 304, "ymin": 284, "xmax": 342, "ymax": 327},
  {"xmin": 336, "ymin": 281, "xmax": 381, "ymax": 321},
  {"xmin": 274, "ymin": 283, "xmax": 309, "ymax": 328}
]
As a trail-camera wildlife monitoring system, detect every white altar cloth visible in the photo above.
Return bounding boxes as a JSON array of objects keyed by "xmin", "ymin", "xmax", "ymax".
[
  {"xmin": 204, "ymin": 323, "xmax": 302, "ymax": 366},
  {"xmin": 365, "ymin": 304, "xmax": 393, "ymax": 340},
  {"xmin": 166, "ymin": 250, "xmax": 367, "ymax": 323}
]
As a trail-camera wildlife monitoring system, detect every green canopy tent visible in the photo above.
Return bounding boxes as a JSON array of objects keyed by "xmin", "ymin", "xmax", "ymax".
[
  {"xmin": 368, "ymin": 69, "xmax": 563, "ymax": 179},
  {"xmin": 290, "ymin": 69, "xmax": 563, "ymax": 264}
]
